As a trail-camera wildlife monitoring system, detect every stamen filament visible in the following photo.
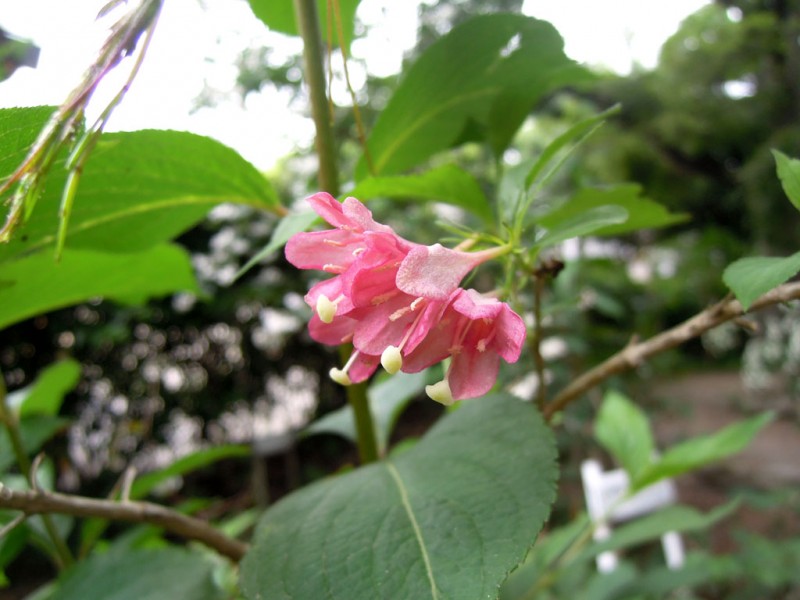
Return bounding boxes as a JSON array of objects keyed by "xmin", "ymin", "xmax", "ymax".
[{"xmin": 329, "ymin": 350, "xmax": 360, "ymax": 386}]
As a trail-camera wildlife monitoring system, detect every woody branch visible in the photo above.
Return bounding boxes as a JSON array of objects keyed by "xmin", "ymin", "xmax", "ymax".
[{"xmin": 543, "ymin": 281, "xmax": 800, "ymax": 420}]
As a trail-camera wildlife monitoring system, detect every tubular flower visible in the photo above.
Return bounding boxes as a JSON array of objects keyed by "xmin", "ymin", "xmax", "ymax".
[
  {"xmin": 402, "ymin": 289, "xmax": 526, "ymax": 404},
  {"xmin": 285, "ymin": 193, "xmax": 526, "ymax": 400}
]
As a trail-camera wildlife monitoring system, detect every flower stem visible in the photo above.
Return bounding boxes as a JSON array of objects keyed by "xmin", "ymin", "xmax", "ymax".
[
  {"xmin": 532, "ymin": 275, "xmax": 547, "ymax": 409},
  {"xmin": 293, "ymin": 0, "xmax": 339, "ymax": 194},
  {"xmin": 294, "ymin": 0, "xmax": 379, "ymax": 463},
  {"xmin": 339, "ymin": 347, "xmax": 379, "ymax": 464}
]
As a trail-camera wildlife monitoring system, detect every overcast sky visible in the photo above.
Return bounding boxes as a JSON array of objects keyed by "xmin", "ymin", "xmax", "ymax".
[{"xmin": 1, "ymin": 0, "xmax": 708, "ymax": 170}]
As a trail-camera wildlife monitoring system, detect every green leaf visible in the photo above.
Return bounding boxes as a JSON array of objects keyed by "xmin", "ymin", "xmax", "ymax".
[
  {"xmin": 0, "ymin": 244, "xmax": 198, "ymax": 330},
  {"xmin": 246, "ymin": 0, "xmax": 360, "ymax": 51},
  {"xmin": 130, "ymin": 445, "xmax": 250, "ymax": 499},
  {"xmin": 48, "ymin": 547, "xmax": 224, "ymax": 600},
  {"xmin": 772, "ymin": 149, "xmax": 800, "ymax": 212},
  {"xmin": 241, "ymin": 393, "xmax": 557, "ymax": 600},
  {"xmin": 347, "ymin": 165, "xmax": 493, "ymax": 222},
  {"xmin": 534, "ymin": 205, "xmax": 629, "ymax": 250},
  {"xmin": 234, "ymin": 210, "xmax": 318, "ymax": 282},
  {"xmin": 595, "ymin": 390, "xmax": 655, "ymax": 482},
  {"xmin": 723, "ymin": 251, "xmax": 800, "ymax": 311},
  {"xmin": 634, "ymin": 412, "xmax": 773, "ymax": 490},
  {"xmin": 0, "ymin": 124, "xmax": 280, "ymax": 262},
  {"xmin": 356, "ymin": 14, "xmax": 587, "ymax": 179},
  {"xmin": 6, "ymin": 359, "xmax": 81, "ymax": 418},
  {"xmin": 304, "ymin": 371, "xmax": 431, "ymax": 455},
  {"xmin": 0, "ymin": 106, "xmax": 54, "ymax": 177},
  {"xmin": 536, "ymin": 184, "xmax": 689, "ymax": 237},
  {"xmin": 524, "ymin": 106, "xmax": 619, "ymax": 192},
  {"xmin": 0, "ymin": 416, "xmax": 70, "ymax": 473},
  {"xmin": 587, "ymin": 500, "xmax": 739, "ymax": 559}
]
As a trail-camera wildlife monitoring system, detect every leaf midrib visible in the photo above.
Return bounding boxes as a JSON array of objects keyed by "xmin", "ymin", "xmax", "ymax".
[
  {"xmin": 0, "ymin": 194, "xmax": 267, "ymax": 263},
  {"xmin": 374, "ymin": 87, "xmax": 499, "ymax": 174},
  {"xmin": 386, "ymin": 462, "xmax": 439, "ymax": 600}
]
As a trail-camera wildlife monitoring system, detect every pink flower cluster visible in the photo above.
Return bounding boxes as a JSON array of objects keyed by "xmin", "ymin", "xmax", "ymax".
[{"xmin": 285, "ymin": 192, "xmax": 526, "ymax": 404}]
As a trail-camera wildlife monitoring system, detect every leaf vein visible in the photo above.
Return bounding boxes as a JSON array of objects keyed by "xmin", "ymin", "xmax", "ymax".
[{"xmin": 385, "ymin": 462, "xmax": 439, "ymax": 600}]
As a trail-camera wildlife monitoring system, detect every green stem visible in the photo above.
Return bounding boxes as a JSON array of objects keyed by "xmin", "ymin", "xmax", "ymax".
[
  {"xmin": 0, "ymin": 374, "xmax": 74, "ymax": 570},
  {"xmin": 295, "ymin": 0, "xmax": 379, "ymax": 463},
  {"xmin": 532, "ymin": 275, "xmax": 547, "ymax": 410},
  {"xmin": 293, "ymin": 0, "xmax": 339, "ymax": 195},
  {"xmin": 338, "ymin": 347, "xmax": 380, "ymax": 464}
]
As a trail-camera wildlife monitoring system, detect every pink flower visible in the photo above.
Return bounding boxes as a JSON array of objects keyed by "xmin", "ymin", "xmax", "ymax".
[
  {"xmin": 285, "ymin": 193, "xmax": 525, "ymax": 400},
  {"xmin": 402, "ymin": 289, "xmax": 526, "ymax": 403}
]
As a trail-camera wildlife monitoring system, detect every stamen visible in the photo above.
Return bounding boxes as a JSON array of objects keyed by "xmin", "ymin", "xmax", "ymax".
[
  {"xmin": 329, "ymin": 368, "xmax": 352, "ymax": 386},
  {"xmin": 329, "ymin": 350, "xmax": 360, "ymax": 386},
  {"xmin": 322, "ymin": 264, "xmax": 346, "ymax": 274},
  {"xmin": 374, "ymin": 260, "xmax": 402, "ymax": 273},
  {"xmin": 371, "ymin": 290, "xmax": 398, "ymax": 306},
  {"xmin": 426, "ymin": 379, "xmax": 455, "ymax": 405},
  {"xmin": 323, "ymin": 239, "xmax": 345, "ymax": 247},
  {"xmin": 352, "ymin": 247, "xmax": 366, "ymax": 257},
  {"xmin": 389, "ymin": 306, "xmax": 411, "ymax": 321},
  {"xmin": 380, "ymin": 346, "xmax": 403, "ymax": 374},
  {"xmin": 316, "ymin": 294, "xmax": 344, "ymax": 324}
]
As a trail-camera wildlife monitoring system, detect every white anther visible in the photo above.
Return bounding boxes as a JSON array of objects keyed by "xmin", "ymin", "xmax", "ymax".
[
  {"xmin": 329, "ymin": 367, "xmax": 352, "ymax": 386},
  {"xmin": 316, "ymin": 295, "xmax": 337, "ymax": 324},
  {"xmin": 426, "ymin": 379, "xmax": 455, "ymax": 406},
  {"xmin": 381, "ymin": 345, "xmax": 403, "ymax": 374}
]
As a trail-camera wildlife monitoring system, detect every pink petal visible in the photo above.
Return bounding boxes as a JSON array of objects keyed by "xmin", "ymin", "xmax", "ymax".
[
  {"xmin": 308, "ymin": 313, "xmax": 357, "ymax": 345},
  {"xmin": 452, "ymin": 288, "xmax": 503, "ymax": 320},
  {"xmin": 285, "ymin": 229, "xmax": 363, "ymax": 270},
  {"xmin": 396, "ymin": 244, "xmax": 484, "ymax": 300},
  {"xmin": 401, "ymin": 319, "xmax": 454, "ymax": 372},
  {"xmin": 341, "ymin": 197, "xmax": 395, "ymax": 234},
  {"xmin": 448, "ymin": 349, "xmax": 501, "ymax": 400},
  {"xmin": 304, "ymin": 278, "xmax": 354, "ymax": 313},
  {"xmin": 307, "ymin": 192, "xmax": 350, "ymax": 228},
  {"xmin": 492, "ymin": 304, "xmax": 526, "ymax": 363},
  {"xmin": 348, "ymin": 352, "xmax": 380, "ymax": 383},
  {"xmin": 351, "ymin": 293, "xmax": 416, "ymax": 355}
]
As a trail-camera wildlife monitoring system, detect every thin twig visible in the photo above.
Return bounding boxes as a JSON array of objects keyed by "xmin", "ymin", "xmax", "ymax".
[
  {"xmin": 543, "ymin": 281, "xmax": 800, "ymax": 420},
  {"xmin": 331, "ymin": 0, "xmax": 375, "ymax": 176},
  {"xmin": 0, "ymin": 485, "xmax": 248, "ymax": 562},
  {"xmin": 532, "ymin": 275, "xmax": 546, "ymax": 409},
  {"xmin": 0, "ymin": 377, "xmax": 74, "ymax": 569}
]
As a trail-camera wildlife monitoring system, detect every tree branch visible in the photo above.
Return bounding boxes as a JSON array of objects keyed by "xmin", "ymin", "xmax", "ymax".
[
  {"xmin": 543, "ymin": 281, "xmax": 800, "ymax": 420},
  {"xmin": 0, "ymin": 485, "xmax": 248, "ymax": 562}
]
